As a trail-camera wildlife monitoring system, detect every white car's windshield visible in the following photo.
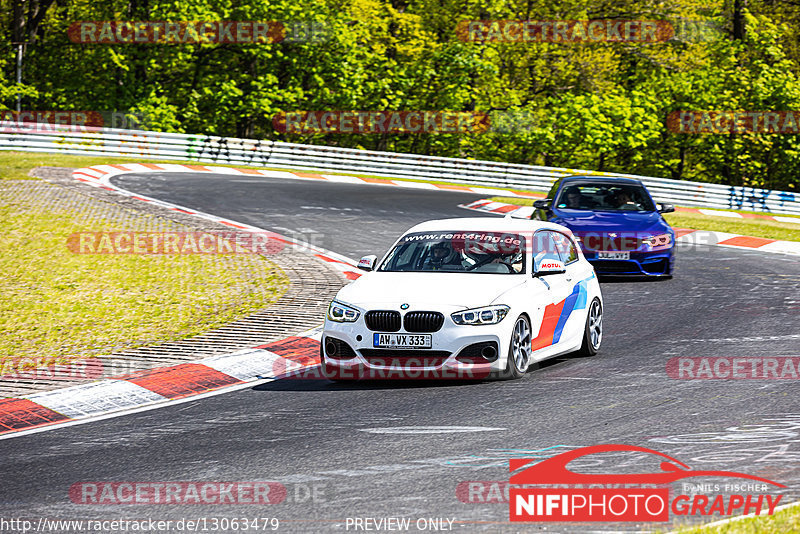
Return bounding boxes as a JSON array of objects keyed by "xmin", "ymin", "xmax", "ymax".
[{"xmin": 379, "ymin": 231, "xmax": 526, "ymax": 274}]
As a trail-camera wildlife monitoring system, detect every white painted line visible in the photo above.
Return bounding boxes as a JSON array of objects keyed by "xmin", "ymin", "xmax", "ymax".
[
  {"xmin": 200, "ymin": 349, "xmax": 299, "ymax": 381},
  {"xmin": 257, "ymin": 169, "xmax": 299, "ymax": 178},
  {"xmin": 758, "ymin": 240, "xmax": 800, "ymax": 256},
  {"xmin": 72, "ymin": 172, "xmax": 103, "ymax": 183},
  {"xmin": 119, "ymin": 163, "xmax": 154, "ymax": 172},
  {"xmin": 1, "ymin": 376, "xmax": 277, "ymax": 442},
  {"xmin": 392, "ymin": 180, "xmax": 439, "ymax": 190},
  {"xmin": 510, "ymin": 206, "xmax": 535, "ymax": 218},
  {"xmin": 677, "ymin": 230, "xmax": 740, "ymax": 246},
  {"xmin": 154, "ymin": 163, "xmax": 195, "ymax": 172},
  {"xmin": 775, "ymin": 216, "xmax": 800, "ymax": 225},
  {"xmin": 321, "ymin": 174, "xmax": 367, "ymax": 184},
  {"xmin": 361, "ymin": 426, "xmax": 506, "ymax": 434},
  {"xmin": 699, "ymin": 208, "xmax": 743, "ymax": 218},
  {"xmin": 471, "ymin": 187, "xmax": 514, "ymax": 196},
  {"xmin": 480, "ymin": 202, "xmax": 507, "ymax": 211},
  {"xmin": 91, "ymin": 164, "xmax": 121, "ymax": 175},
  {"xmin": 201, "ymin": 166, "xmax": 246, "ymax": 174},
  {"xmin": 75, "ymin": 168, "xmax": 104, "ymax": 178},
  {"xmin": 26, "ymin": 380, "xmax": 166, "ymax": 418}
]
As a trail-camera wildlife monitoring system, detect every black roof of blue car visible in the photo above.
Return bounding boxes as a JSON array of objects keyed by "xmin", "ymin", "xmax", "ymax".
[{"xmin": 560, "ymin": 175, "xmax": 644, "ymax": 186}]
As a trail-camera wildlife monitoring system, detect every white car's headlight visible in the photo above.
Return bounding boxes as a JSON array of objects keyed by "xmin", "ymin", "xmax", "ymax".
[
  {"xmin": 642, "ymin": 233, "xmax": 672, "ymax": 247},
  {"xmin": 327, "ymin": 300, "xmax": 360, "ymax": 323},
  {"xmin": 451, "ymin": 305, "xmax": 509, "ymax": 326}
]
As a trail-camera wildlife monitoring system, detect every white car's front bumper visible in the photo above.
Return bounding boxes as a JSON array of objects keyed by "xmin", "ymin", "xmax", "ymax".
[{"xmin": 322, "ymin": 308, "xmax": 516, "ymax": 380}]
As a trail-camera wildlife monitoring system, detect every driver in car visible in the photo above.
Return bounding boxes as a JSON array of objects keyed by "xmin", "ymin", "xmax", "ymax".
[
  {"xmin": 562, "ymin": 187, "xmax": 592, "ymax": 209},
  {"xmin": 614, "ymin": 190, "xmax": 639, "ymax": 210},
  {"xmin": 424, "ymin": 241, "xmax": 462, "ymax": 271}
]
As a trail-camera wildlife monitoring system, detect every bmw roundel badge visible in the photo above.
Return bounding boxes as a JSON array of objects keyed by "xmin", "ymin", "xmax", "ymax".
[{"xmin": 400, "ymin": 303, "xmax": 409, "ymax": 310}]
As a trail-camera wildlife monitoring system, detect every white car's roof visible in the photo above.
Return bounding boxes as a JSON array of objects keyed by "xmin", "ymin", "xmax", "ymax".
[{"xmin": 403, "ymin": 217, "xmax": 571, "ymax": 235}]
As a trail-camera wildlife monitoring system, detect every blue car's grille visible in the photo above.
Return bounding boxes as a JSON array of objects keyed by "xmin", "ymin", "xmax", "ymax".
[
  {"xmin": 591, "ymin": 257, "xmax": 671, "ymax": 275},
  {"xmin": 591, "ymin": 260, "xmax": 641, "ymax": 273}
]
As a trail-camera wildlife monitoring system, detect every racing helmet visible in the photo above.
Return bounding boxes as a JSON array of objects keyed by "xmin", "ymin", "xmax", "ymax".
[{"xmin": 429, "ymin": 241, "xmax": 456, "ymax": 266}]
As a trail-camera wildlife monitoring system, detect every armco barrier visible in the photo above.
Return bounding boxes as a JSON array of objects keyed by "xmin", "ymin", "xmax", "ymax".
[{"xmin": 1, "ymin": 123, "xmax": 799, "ymax": 215}]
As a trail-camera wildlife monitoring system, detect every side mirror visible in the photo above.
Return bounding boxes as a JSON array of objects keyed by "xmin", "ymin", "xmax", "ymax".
[
  {"xmin": 533, "ymin": 199, "xmax": 551, "ymax": 210},
  {"xmin": 534, "ymin": 259, "xmax": 566, "ymax": 277},
  {"xmin": 659, "ymin": 203, "xmax": 675, "ymax": 214},
  {"xmin": 357, "ymin": 255, "xmax": 378, "ymax": 271}
]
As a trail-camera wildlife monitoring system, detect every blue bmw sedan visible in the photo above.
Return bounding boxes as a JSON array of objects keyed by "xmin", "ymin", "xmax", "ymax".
[{"xmin": 531, "ymin": 175, "xmax": 676, "ymax": 277}]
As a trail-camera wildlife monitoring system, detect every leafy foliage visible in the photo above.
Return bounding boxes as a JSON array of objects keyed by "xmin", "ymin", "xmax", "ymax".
[{"xmin": 2, "ymin": 0, "xmax": 799, "ymax": 190}]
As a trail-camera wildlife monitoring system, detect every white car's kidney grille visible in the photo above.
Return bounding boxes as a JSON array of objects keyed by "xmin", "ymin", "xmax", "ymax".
[
  {"xmin": 403, "ymin": 311, "xmax": 444, "ymax": 333},
  {"xmin": 365, "ymin": 310, "xmax": 401, "ymax": 332}
]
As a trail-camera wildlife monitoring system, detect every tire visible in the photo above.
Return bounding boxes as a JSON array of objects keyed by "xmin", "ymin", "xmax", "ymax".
[
  {"xmin": 498, "ymin": 315, "xmax": 532, "ymax": 380},
  {"xmin": 577, "ymin": 298, "xmax": 602, "ymax": 356}
]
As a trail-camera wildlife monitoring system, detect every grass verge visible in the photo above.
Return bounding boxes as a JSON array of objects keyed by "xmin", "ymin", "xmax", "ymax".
[
  {"xmin": 489, "ymin": 196, "xmax": 800, "ymax": 242},
  {"xmin": 0, "ymin": 198, "xmax": 289, "ymax": 370},
  {"xmin": 0, "ymin": 151, "xmax": 274, "ymax": 181}
]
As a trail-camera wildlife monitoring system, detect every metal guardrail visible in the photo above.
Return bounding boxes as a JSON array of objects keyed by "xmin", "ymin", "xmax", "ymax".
[{"xmin": 2, "ymin": 123, "xmax": 799, "ymax": 215}]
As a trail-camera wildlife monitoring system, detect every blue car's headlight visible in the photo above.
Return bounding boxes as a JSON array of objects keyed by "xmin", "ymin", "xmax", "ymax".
[
  {"xmin": 451, "ymin": 305, "xmax": 509, "ymax": 325},
  {"xmin": 642, "ymin": 233, "xmax": 672, "ymax": 249},
  {"xmin": 327, "ymin": 301, "xmax": 360, "ymax": 323}
]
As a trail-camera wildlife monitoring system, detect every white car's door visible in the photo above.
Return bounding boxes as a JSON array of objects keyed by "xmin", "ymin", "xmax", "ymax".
[
  {"xmin": 550, "ymin": 230, "xmax": 595, "ymax": 352},
  {"xmin": 529, "ymin": 230, "xmax": 573, "ymax": 359}
]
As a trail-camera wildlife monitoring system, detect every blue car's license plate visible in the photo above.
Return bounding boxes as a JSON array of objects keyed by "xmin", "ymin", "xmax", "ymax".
[{"xmin": 598, "ymin": 251, "xmax": 630, "ymax": 260}]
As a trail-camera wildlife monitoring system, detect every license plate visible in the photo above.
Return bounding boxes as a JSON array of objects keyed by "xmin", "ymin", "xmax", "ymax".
[
  {"xmin": 373, "ymin": 333, "xmax": 432, "ymax": 349},
  {"xmin": 598, "ymin": 251, "xmax": 630, "ymax": 260}
]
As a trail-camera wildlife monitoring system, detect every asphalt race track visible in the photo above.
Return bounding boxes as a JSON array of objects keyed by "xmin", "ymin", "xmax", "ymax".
[{"xmin": 2, "ymin": 172, "xmax": 799, "ymax": 532}]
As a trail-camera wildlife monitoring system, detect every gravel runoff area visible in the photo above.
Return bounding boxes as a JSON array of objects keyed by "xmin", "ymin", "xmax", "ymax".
[{"xmin": 0, "ymin": 167, "xmax": 347, "ymax": 397}]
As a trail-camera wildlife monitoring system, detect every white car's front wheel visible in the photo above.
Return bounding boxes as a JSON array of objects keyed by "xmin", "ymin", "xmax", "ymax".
[
  {"xmin": 577, "ymin": 298, "xmax": 602, "ymax": 356},
  {"xmin": 500, "ymin": 315, "xmax": 531, "ymax": 380}
]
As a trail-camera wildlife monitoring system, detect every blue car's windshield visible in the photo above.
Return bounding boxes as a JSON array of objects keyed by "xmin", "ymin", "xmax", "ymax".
[{"xmin": 556, "ymin": 183, "xmax": 656, "ymax": 212}]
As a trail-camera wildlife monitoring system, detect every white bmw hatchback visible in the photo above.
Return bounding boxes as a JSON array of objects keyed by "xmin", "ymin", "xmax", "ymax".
[{"xmin": 321, "ymin": 217, "xmax": 603, "ymax": 380}]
